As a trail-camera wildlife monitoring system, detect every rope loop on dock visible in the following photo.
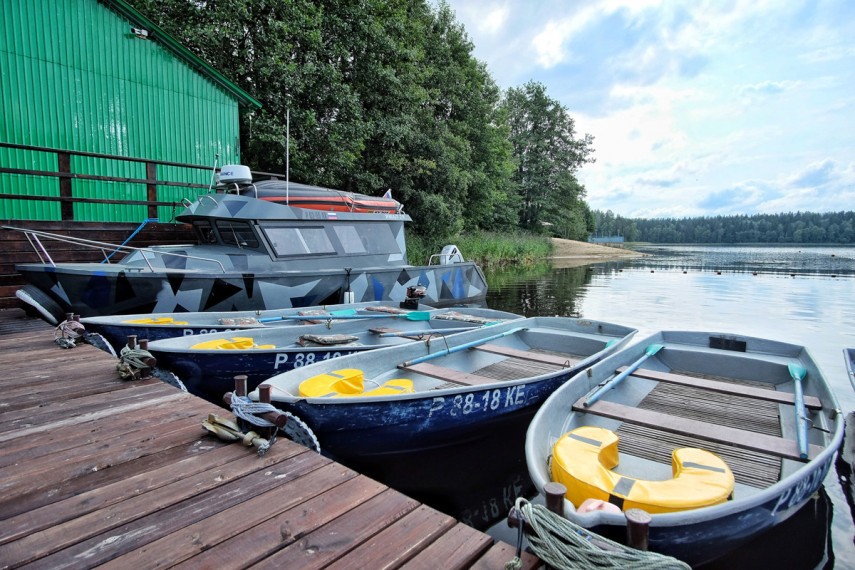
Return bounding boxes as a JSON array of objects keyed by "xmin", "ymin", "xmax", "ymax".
[
  {"xmin": 54, "ymin": 319, "xmax": 85, "ymax": 348},
  {"xmin": 230, "ymin": 395, "xmax": 281, "ymax": 455},
  {"xmin": 116, "ymin": 346, "xmax": 154, "ymax": 380},
  {"xmin": 508, "ymin": 498, "xmax": 690, "ymax": 570}
]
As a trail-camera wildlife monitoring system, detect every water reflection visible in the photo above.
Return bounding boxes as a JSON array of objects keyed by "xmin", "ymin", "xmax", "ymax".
[{"xmin": 482, "ymin": 247, "xmax": 855, "ymax": 568}]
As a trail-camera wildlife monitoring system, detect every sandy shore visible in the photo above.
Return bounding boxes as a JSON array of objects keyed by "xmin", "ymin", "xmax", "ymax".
[{"xmin": 549, "ymin": 238, "xmax": 646, "ymax": 268}]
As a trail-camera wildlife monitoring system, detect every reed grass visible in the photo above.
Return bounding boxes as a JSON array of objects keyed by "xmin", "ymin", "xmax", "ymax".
[{"xmin": 407, "ymin": 231, "xmax": 551, "ymax": 268}]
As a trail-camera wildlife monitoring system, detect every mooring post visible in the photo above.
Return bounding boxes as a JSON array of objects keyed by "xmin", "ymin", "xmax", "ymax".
[
  {"xmin": 625, "ymin": 508, "xmax": 651, "ymax": 551},
  {"xmin": 234, "ymin": 375, "xmax": 248, "ymax": 397},
  {"xmin": 126, "ymin": 334, "xmax": 137, "ymax": 349},
  {"xmin": 543, "ymin": 482, "xmax": 567, "ymax": 518},
  {"xmin": 137, "ymin": 339, "xmax": 156, "ymax": 377}
]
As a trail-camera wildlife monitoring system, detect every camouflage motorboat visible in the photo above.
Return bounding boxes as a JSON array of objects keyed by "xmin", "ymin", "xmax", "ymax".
[{"xmin": 10, "ymin": 166, "xmax": 488, "ymax": 322}]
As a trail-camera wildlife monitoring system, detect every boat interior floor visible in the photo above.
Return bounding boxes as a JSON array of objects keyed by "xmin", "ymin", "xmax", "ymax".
[
  {"xmin": 401, "ymin": 347, "xmax": 584, "ymax": 390},
  {"xmin": 589, "ymin": 371, "xmax": 787, "ymax": 490}
]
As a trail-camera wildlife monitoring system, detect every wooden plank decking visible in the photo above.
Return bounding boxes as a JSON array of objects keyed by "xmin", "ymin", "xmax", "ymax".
[{"xmin": 0, "ymin": 308, "xmax": 540, "ymax": 569}]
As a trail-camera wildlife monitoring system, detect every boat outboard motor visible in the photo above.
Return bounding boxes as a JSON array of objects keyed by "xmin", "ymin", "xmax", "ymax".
[
  {"xmin": 217, "ymin": 165, "xmax": 255, "ymax": 195},
  {"xmin": 438, "ymin": 245, "xmax": 464, "ymax": 265}
]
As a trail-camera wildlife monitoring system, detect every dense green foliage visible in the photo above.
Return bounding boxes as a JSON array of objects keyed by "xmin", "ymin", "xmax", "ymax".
[
  {"xmin": 132, "ymin": 0, "xmax": 592, "ymax": 240},
  {"xmin": 594, "ymin": 210, "xmax": 855, "ymax": 244}
]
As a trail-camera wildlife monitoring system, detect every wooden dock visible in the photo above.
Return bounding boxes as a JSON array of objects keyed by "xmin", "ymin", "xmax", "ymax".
[{"xmin": 0, "ymin": 309, "xmax": 540, "ymax": 569}]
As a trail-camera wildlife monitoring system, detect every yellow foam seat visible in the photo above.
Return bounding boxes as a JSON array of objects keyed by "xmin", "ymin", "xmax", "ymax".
[
  {"xmin": 299, "ymin": 369, "xmax": 414, "ymax": 398},
  {"xmin": 551, "ymin": 426, "xmax": 734, "ymax": 514},
  {"xmin": 190, "ymin": 336, "xmax": 275, "ymax": 350},
  {"xmin": 123, "ymin": 317, "xmax": 189, "ymax": 325}
]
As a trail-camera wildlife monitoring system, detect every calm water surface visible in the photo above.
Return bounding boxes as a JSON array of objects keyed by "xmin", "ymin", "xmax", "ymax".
[{"xmin": 485, "ymin": 244, "xmax": 855, "ymax": 569}]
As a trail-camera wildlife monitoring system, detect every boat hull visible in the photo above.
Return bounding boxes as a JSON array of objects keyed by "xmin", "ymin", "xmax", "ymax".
[
  {"xmin": 525, "ymin": 330, "xmax": 844, "ymax": 566},
  {"xmin": 248, "ymin": 316, "xmax": 636, "ymax": 521},
  {"xmin": 79, "ymin": 301, "xmax": 434, "ymax": 352},
  {"xmin": 148, "ymin": 308, "xmax": 520, "ymax": 403},
  {"xmin": 17, "ymin": 261, "xmax": 487, "ymax": 318}
]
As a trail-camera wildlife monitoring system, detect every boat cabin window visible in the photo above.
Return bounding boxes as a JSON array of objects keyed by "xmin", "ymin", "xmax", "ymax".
[
  {"xmin": 216, "ymin": 221, "xmax": 259, "ymax": 248},
  {"xmin": 334, "ymin": 223, "xmax": 400, "ymax": 255},
  {"xmin": 265, "ymin": 227, "xmax": 336, "ymax": 256},
  {"xmin": 193, "ymin": 221, "xmax": 217, "ymax": 244}
]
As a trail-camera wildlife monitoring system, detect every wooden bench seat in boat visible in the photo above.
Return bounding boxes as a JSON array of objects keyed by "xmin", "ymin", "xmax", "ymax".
[
  {"xmin": 398, "ymin": 362, "xmax": 496, "ymax": 386},
  {"xmin": 472, "ymin": 343, "xmax": 579, "ymax": 367},
  {"xmin": 572, "ymin": 398, "xmax": 822, "ymax": 462},
  {"xmin": 620, "ymin": 367, "xmax": 823, "ymax": 410}
]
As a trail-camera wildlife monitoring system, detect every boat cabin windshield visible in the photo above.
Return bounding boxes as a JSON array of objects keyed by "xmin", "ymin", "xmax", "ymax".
[{"xmin": 192, "ymin": 220, "xmax": 260, "ymax": 249}]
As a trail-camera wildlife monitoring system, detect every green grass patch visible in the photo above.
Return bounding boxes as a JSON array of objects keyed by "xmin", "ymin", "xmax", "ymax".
[{"xmin": 407, "ymin": 231, "xmax": 551, "ymax": 268}]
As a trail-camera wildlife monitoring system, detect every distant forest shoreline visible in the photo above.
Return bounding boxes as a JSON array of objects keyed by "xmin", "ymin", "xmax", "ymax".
[{"xmin": 593, "ymin": 210, "xmax": 855, "ymax": 244}]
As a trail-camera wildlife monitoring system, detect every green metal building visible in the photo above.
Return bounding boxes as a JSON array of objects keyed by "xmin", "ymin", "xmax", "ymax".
[{"xmin": 0, "ymin": 0, "xmax": 261, "ymax": 222}]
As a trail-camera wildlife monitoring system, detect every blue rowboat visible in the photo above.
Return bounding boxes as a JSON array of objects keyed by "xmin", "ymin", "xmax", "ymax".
[
  {"xmin": 147, "ymin": 307, "xmax": 520, "ymax": 403},
  {"xmin": 248, "ymin": 316, "xmax": 636, "ymax": 461},
  {"xmin": 79, "ymin": 301, "xmax": 434, "ymax": 352},
  {"xmin": 526, "ymin": 331, "xmax": 843, "ymax": 566}
]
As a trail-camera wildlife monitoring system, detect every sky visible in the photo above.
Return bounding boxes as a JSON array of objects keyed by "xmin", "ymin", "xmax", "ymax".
[{"xmin": 443, "ymin": 0, "xmax": 855, "ymax": 219}]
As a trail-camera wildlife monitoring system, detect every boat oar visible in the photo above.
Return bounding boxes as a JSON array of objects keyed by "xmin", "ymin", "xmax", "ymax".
[
  {"xmin": 278, "ymin": 311, "xmax": 434, "ymax": 322},
  {"xmin": 376, "ymin": 326, "xmax": 480, "ymax": 337},
  {"xmin": 788, "ymin": 362, "xmax": 809, "ymax": 460},
  {"xmin": 583, "ymin": 344, "xmax": 664, "ymax": 407},
  {"xmin": 400, "ymin": 327, "xmax": 526, "ymax": 367},
  {"xmin": 257, "ymin": 309, "xmax": 358, "ymax": 323}
]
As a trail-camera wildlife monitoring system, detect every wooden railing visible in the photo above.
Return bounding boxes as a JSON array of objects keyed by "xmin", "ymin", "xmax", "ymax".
[{"xmin": 0, "ymin": 141, "xmax": 218, "ymax": 221}]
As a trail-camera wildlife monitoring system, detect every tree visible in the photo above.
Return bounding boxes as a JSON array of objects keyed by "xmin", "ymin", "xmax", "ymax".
[{"xmin": 500, "ymin": 81, "xmax": 594, "ymax": 230}]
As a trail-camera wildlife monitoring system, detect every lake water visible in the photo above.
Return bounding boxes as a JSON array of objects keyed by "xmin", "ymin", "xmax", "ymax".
[{"xmin": 484, "ymin": 244, "xmax": 855, "ymax": 569}]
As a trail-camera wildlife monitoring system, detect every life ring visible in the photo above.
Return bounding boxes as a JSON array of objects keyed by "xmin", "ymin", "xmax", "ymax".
[{"xmin": 551, "ymin": 426, "xmax": 734, "ymax": 514}]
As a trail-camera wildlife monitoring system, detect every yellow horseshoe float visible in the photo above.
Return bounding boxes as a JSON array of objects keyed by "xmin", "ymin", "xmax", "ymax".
[{"xmin": 551, "ymin": 426, "xmax": 734, "ymax": 514}]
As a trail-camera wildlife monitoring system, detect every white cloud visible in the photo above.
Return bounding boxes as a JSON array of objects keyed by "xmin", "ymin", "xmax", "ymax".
[{"xmin": 444, "ymin": 0, "xmax": 855, "ymax": 218}]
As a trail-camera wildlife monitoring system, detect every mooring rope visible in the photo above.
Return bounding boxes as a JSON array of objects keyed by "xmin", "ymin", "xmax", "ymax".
[
  {"xmin": 506, "ymin": 498, "xmax": 690, "ymax": 570},
  {"xmin": 116, "ymin": 346, "xmax": 154, "ymax": 380},
  {"xmin": 230, "ymin": 394, "xmax": 279, "ymax": 455},
  {"xmin": 54, "ymin": 319, "xmax": 85, "ymax": 348}
]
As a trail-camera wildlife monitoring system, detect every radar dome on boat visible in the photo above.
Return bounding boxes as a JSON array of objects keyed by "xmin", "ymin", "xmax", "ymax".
[{"xmin": 219, "ymin": 165, "xmax": 253, "ymax": 186}]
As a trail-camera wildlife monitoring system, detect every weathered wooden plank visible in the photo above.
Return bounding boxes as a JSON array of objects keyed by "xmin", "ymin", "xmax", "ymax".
[
  {"xmin": 623, "ymin": 366, "xmax": 823, "ymax": 409},
  {"xmin": 0, "ymin": 385, "xmax": 185, "ymax": 438},
  {"xmin": 574, "ymin": 398, "xmax": 821, "ymax": 461},
  {"xmin": 247, "ymin": 489, "xmax": 420, "ymax": 570},
  {"xmin": 321, "ymin": 505, "xmax": 458, "ymax": 570},
  {"xmin": 469, "ymin": 541, "xmax": 542, "ymax": 570},
  {"xmin": 0, "ymin": 441, "xmax": 274, "ymax": 546},
  {"xmin": 0, "ymin": 396, "xmax": 209, "ymax": 468},
  {"xmin": 403, "ymin": 522, "xmax": 494, "ymax": 569},
  {"xmin": 6, "ymin": 452, "xmax": 336, "ymax": 569},
  {"xmin": 400, "ymin": 362, "xmax": 497, "ymax": 386},
  {"xmin": 136, "ymin": 472, "xmax": 385, "ymax": 569}
]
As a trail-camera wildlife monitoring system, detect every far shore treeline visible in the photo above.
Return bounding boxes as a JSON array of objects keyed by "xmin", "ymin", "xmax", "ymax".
[{"xmin": 594, "ymin": 210, "xmax": 855, "ymax": 245}]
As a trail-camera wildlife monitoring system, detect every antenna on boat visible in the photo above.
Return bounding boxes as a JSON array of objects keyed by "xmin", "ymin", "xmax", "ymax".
[
  {"xmin": 286, "ymin": 109, "xmax": 290, "ymax": 205},
  {"xmin": 208, "ymin": 153, "xmax": 220, "ymax": 193}
]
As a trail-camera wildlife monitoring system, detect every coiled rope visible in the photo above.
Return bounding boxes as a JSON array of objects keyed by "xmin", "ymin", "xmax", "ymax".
[
  {"xmin": 116, "ymin": 346, "xmax": 154, "ymax": 380},
  {"xmin": 54, "ymin": 319, "xmax": 85, "ymax": 349},
  {"xmin": 230, "ymin": 394, "xmax": 279, "ymax": 455},
  {"xmin": 505, "ymin": 498, "xmax": 690, "ymax": 570}
]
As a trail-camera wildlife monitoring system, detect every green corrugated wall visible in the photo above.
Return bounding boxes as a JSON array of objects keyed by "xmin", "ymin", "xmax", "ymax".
[{"xmin": 0, "ymin": 0, "xmax": 243, "ymax": 222}]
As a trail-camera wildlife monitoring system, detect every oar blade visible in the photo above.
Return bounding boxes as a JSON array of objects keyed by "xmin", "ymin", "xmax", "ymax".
[
  {"xmin": 645, "ymin": 343, "xmax": 665, "ymax": 356},
  {"xmin": 403, "ymin": 311, "xmax": 432, "ymax": 321},
  {"xmin": 788, "ymin": 362, "xmax": 807, "ymax": 381}
]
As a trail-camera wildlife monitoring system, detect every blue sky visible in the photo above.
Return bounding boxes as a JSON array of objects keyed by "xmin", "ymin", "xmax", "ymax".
[{"xmin": 444, "ymin": 0, "xmax": 855, "ymax": 219}]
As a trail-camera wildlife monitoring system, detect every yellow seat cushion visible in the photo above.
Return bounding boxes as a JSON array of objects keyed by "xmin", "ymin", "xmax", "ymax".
[
  {"xmin": 298, "ymin": 369, "xmax": 414, "ymax": 398},
  {"xmin": 551, "ymin": 426, "xmax": 734, "ymax": 514},
  {"xmin": 190, "ymin": 336, "xmax": 275, "ymax": 350}
]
